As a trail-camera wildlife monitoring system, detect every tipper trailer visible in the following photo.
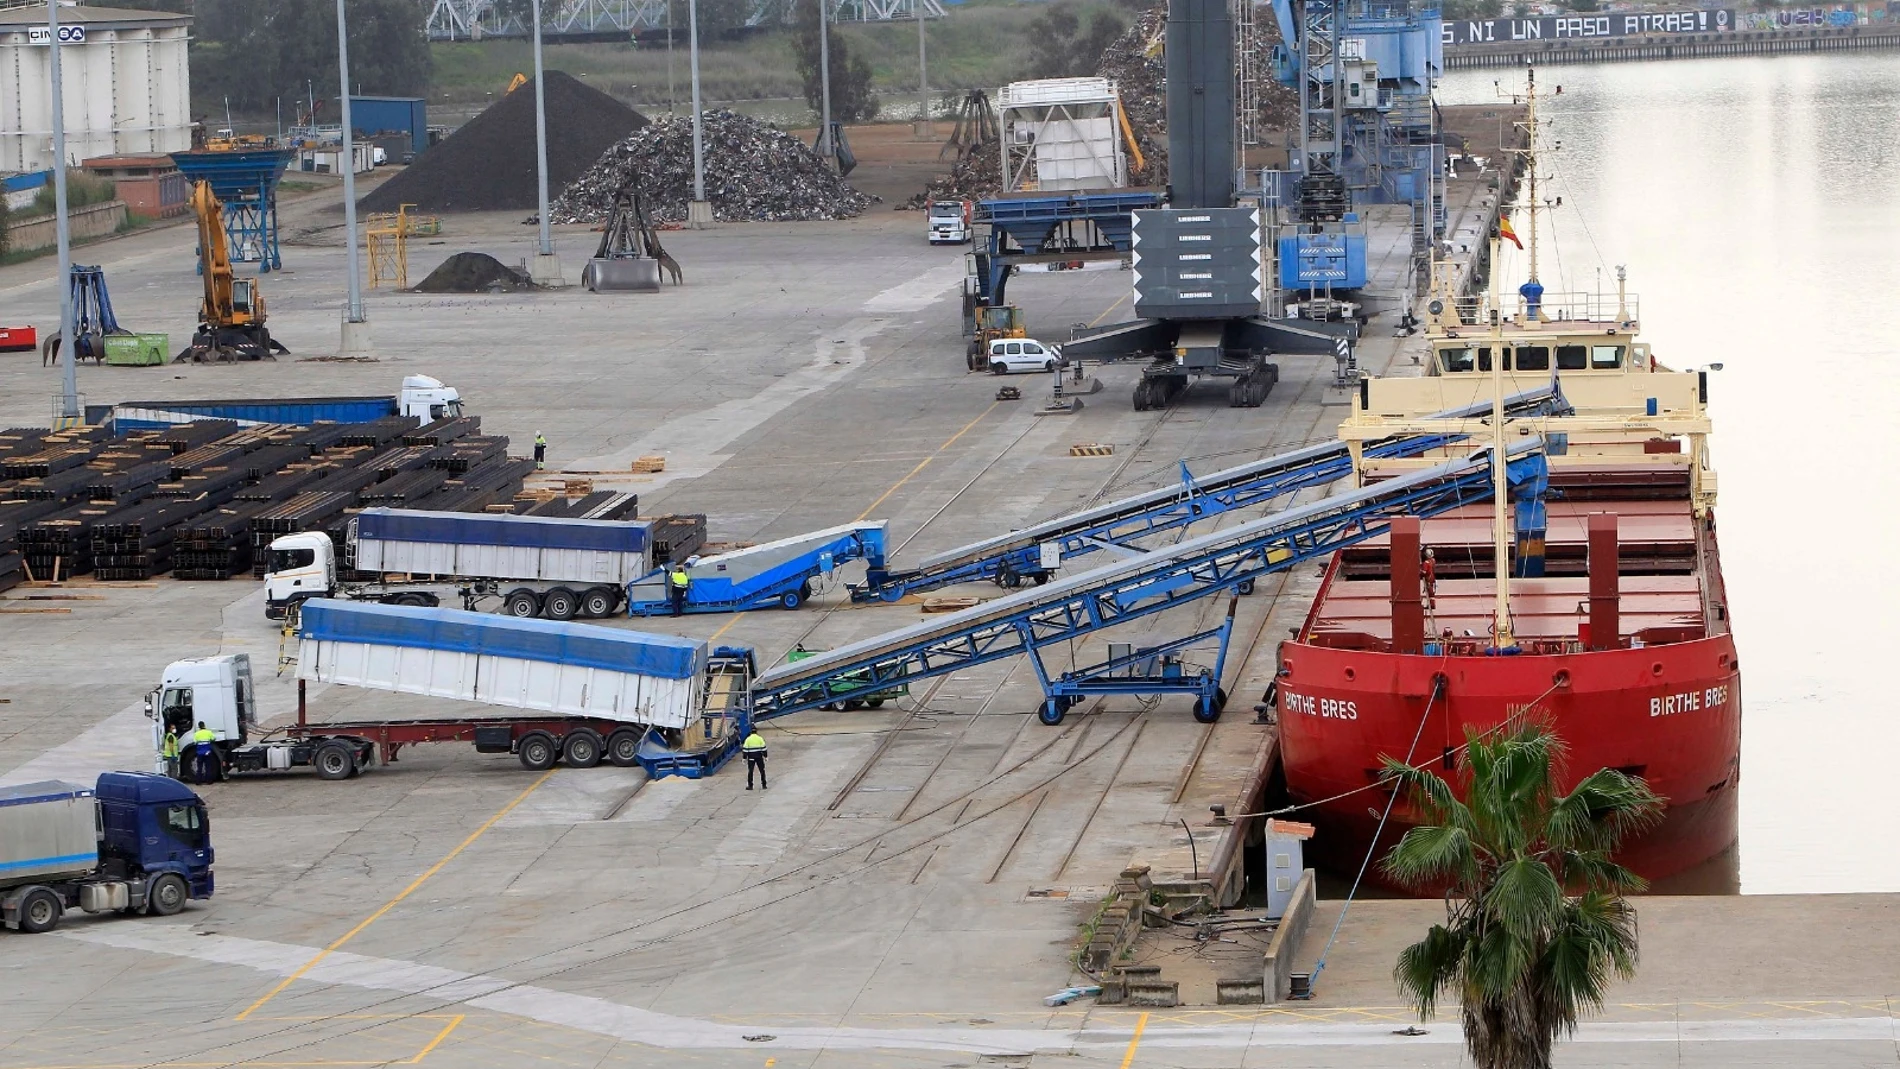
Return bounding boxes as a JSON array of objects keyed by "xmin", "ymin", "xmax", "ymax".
[
  {"xmin": 265, "ymin": 507, "xmax": 652, "ymax": 621},
  {"xmin": 154, "ymin": 602, "xmax": 753, "ymax": 780},
  {"xmin": 91, "ymin": 374, "xmax": 465, "ymax": 433},
  {"xmin": 1, "ymin": 773, "xmax": 214, "ymax": 934}
]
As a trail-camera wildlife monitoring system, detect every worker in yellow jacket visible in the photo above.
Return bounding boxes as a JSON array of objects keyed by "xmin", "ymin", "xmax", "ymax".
[{"xmin": 742, "ymin": 729, "xmax": 767, "ymax": 790}]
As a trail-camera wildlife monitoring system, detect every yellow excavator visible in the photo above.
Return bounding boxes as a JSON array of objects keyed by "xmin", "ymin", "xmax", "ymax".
[{"xmin": 177, "ymin": 180, "xmax": 287, "ymax": 363}]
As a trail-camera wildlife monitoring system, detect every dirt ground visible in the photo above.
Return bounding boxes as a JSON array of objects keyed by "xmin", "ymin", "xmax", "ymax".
[{"xmin": 793, "ymin": 121, "xmax": 962, "ymax": 208}]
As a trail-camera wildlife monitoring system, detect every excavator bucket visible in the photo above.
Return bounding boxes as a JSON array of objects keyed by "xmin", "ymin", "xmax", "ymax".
[
  {"xmin": 583, "ymin": 258, "xmax": 660, "ymax": 292},
  {"xmin": 584, "ymin": 178, "xmax": 680, "ymax": 293}
]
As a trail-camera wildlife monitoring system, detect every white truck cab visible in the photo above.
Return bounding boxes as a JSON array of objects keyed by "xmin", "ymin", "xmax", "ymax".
[
  {"xmin": 148, "ymin": 654, "xmax": 256, "ymax": 766},
  {"xmin": 399, "ymin": 375, "xmax": 463, "ymax": 421},
  {"xmin": 264, "ymin": 533, "xmax": 337, "ymax": 619},
  {"xmin": 928, "ymin": 200, "xmax": 971, "ymax": 245}
]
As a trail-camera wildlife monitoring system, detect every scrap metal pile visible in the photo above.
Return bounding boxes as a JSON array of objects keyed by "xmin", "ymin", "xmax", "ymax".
[{"xmin": 550, "ymin": 110, "xmax": 873, "ymax": 224}]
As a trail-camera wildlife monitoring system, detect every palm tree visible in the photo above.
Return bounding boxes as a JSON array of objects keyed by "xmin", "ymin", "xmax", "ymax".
[{"xmin": 1380, "ymin": 721, "xmax": 1664, "ymax": 1069}]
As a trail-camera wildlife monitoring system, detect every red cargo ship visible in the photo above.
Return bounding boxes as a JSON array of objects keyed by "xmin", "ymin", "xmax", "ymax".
[{"xmin": 1277, "ymin": 99, "xmax": 1740, "ymax": 886}]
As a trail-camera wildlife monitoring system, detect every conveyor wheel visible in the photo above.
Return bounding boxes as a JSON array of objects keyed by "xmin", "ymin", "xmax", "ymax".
[
  {"xmin": 780, "ymin": 589, "xmax": 804, "ymax": 609},
  {"xmin": 1038, "ymin": 701, "xmax": 1067, "ymax": 726}
]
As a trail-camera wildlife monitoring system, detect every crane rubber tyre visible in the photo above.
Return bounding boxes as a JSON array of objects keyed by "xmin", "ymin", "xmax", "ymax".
[
  {"xmin": 581, "ymin": 586, "xmax": 618, "ymax": 619},
  {"xmin": 17, "ymin": 887, "xmax": 62, "ymax": 933},
  {"xmin": 563, "ymin": 730, "xmax": 603, "ymax": 769},
  {"xmin": 313, "ymin": 742, "xmax": 355, "ymax": 781},
  {"xmin": 607, "ymin": 729, "xmax": 643, "ymax": 767},
  {"xmin": 147, "ymin": 873, "xmax": 189, "ymax": 917},
  {"xmin": 1038, "ymin": 702, "xmax": 1066, "ymax": 726},
  {"xmin": 543, "ymin": 587, "xmax": 580, "ymax": 621},
  {"xmin": 503, "ymin": 589, "xmax": 541, "ymax": 618},
  {"xmin": 518, "ymin": 732, "xmax": 558, "ymax": 771}
]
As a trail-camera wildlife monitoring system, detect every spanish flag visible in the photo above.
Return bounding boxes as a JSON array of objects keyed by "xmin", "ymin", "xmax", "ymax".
[{"xmin": 1498, "ymin": 214, "xmax": 1523, "ymax": 250}]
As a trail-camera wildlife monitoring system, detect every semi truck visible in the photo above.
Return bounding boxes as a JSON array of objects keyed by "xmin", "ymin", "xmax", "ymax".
[
  {"xmin": 91, "ymin": 374, "xmax": 464, "ymax": 433},
  {"xmin": 1, "ymin": 773, "xmax": 214, "ymax": 934},
  {"xmin": 264, "ymin": 507, "xmax": 651, "ymax": 621},
  {"xmin": 927, "ymin": 199, "xmax": 972, "ymax": 244},
  {"xmin": 154, "ymin": 601, "xmax": 753, "ymax": 780}
]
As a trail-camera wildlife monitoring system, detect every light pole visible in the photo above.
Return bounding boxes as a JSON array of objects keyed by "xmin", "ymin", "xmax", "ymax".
[
  {"xmin": 686, "ymin": 0, "xmax": 711, "ymax": 227},
  {"xmin": 528, "ymin": 0, "xmax": 564, "ymax": 281},
  {"xmin": 817, "ymin": 0, "xmax": 833, "ymax": 165},
  {"xmin": 336, "ymin": 0, "xmax": 370, "ymax": 354},
  {"xmin": 915, "ymin": 0, "xmax": 930, "ymax": 137},
  {"xmin": 48, "ymin": 0, "xmax": 77, "ymax": 422}
]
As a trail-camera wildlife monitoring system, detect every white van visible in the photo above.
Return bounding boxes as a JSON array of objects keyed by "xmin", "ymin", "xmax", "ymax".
[{"xmin": 986, "ymin": 338, "xmax": 1063, "ymax": 374}]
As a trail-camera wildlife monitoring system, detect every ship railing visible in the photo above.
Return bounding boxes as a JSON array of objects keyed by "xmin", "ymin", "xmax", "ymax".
[{"xmin": 1452, "ymin": 289, "xmax": 1639, "ymax": 330}]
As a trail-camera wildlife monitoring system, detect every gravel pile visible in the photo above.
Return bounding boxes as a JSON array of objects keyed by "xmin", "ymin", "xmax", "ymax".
[
  {"xmin": 413, "ymin": 252, "xmax": 533, "ymax": 293},
  {"xmin": 549, "ymin": 110, "xmax": 872, "ymax": 224},
  {"xmin": 363, "ymin": 72, "xmax": 648, "ymax": 213}
]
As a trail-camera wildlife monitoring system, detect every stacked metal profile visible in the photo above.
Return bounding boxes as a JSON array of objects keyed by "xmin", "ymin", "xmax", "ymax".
[{"xmin": 0, "ymin": 416, "xmax": 536, "ymax": 585}]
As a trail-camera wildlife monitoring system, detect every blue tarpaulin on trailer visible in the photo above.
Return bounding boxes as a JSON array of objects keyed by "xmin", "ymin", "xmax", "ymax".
[
  {"xmin": 356, "ymin": 508, "xmax": 649, "ymax": 553},
  {"xmin": 299, "ymin": 600, "xmax": 704, "ymax": 679}
]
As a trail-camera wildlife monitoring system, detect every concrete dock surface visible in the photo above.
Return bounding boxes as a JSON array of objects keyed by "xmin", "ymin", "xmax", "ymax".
[{"xmin": 2, "ymin": 156, "xmax": 1892, "ymax": 1069}]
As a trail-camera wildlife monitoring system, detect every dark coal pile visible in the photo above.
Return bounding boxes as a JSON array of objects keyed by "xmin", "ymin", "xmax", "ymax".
[
  {"xmin": 362, "ymin": 72, "xmax": 647, "ymax": 213},
  {"xmin": 549, "ymin": 110, "xmax": 872, "ymax": 224},
  {"xmin": 413, "ymin": 252, "xmax": 533, "ymax": 293}
]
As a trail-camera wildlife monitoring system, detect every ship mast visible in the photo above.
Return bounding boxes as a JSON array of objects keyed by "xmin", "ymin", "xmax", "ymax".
[
  {"xmin": 1524, "ymin": 67, "xmax": 1539, "ymax": 292},
  {"xmin": 1488, "ymin": 235, "xmax": 1514, "ymax": 649}
]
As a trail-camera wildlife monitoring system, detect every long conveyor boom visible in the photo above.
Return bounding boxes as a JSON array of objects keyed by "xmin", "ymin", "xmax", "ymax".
[
  {"xmin": 854, "ymin": 385, "xmax": 1569, "ymax": 601},
  {"xmin": 756, "ymin": 441, "xmax": 1548, "ymax": 720}
]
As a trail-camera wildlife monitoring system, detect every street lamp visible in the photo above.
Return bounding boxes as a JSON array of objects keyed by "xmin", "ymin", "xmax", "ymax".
[
  {"xmin": 337, "ymin": 0, "xmax": 371, "ymax": 355},
  {"xmin": 47, "ymin": 0, "xmax": 77, "ymax": 422},
  {"xmin": 687, "ymin": 0, "xmax": 711, "ymax": 227},
  {"xmin": 817, "ymin": 0, "xmax": 832, "ymax": 165},
  {"xmin": 528, "ymin": 0, "xmax": 564, "ymax": 282}
]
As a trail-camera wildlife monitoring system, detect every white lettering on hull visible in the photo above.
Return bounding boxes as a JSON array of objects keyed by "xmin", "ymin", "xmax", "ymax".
[{"xmin": 1281, "ymin": 690, "xmax": 1358, "ymax": 721}]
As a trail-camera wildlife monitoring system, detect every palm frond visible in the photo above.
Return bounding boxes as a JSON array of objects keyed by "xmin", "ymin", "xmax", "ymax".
[
  {"xmin": 1393, "ymin": 923, "xmax": 1466, "ymax": 1019},
  {"xmin": 1546, "ymin": 768, "xmax": 1665, "ymax": 853},
  {"xmin": 1382, "ymin": 822, "xmax": 1476, "ymax": 890}
]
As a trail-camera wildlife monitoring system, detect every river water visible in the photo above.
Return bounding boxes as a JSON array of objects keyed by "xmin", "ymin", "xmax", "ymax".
[{"xmin": 1439, "ymin": 53, "xmax": 1900, "ymax": 894}]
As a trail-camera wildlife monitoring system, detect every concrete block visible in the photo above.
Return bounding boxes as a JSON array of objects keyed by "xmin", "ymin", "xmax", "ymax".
[
  {"xmin": 339, "ymin": 317, "xmax": 374, "ymax": 357},
  {"xmin": 1263, "ymin": 868, "xmax": 1317, "ymax": 1003},
  {"xmin": 687, "ymin": 200, "xmax": 715, "ymax": 229},
  {"xmin": 530, "ymin": 252, "xmax": 568, "ymax": 287},
  {"xmin": 1217, "ymin": 977, "xmax": 1266, "ymax": 1004},
  {"xmin": 1125, "ymin": 979, "xmax": 1179, "ymax": 1008}
]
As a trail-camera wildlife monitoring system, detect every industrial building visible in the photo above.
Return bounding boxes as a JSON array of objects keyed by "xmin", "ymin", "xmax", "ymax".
[{"xmin": 0, "ymin": 3, "xmax": 192, "ymax": 173}]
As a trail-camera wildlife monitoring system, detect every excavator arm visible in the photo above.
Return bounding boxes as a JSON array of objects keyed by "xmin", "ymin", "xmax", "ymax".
[{"xmin": 179, "ymin": 180, "xmax": 280, "ymax": 362}]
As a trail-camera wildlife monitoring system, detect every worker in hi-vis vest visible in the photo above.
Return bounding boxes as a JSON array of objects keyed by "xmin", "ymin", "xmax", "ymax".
[
  {"xmin": 160, "ymin": 728, "xmax": 181, "ymax": 780},
  {"xmin": 533, "ymin": 432, "xmax": 548, "ymax": 470},
  {"xmin": 191, "ymin": 721, "xmax": 220, "ymax": 784},
  {"xmin": 668, "ymin": 563, "xmax": 691, "ymax": 617},
  {"xmin": 742, "ymin": 729, "xmax": 768, "ymax": 790}
]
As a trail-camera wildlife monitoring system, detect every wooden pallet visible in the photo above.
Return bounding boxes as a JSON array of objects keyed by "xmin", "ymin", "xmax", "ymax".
[{"xmin": 629, "ymin": 455, "xmax": 666, "ymax": 474}]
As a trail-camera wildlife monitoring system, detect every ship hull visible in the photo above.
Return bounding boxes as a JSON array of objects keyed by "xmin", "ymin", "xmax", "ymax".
[{"xmin": 1277, "ymin": 637, "xmax": 1742, "ymax": 890}]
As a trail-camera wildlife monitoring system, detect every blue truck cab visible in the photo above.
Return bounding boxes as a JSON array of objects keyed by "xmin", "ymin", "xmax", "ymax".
[{"xmin": 0, "ymin": 771, "xmax": 213, "ymax": 933}]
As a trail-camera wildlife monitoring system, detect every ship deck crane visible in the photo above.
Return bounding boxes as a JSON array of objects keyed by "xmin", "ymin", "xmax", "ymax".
[
  {"xmin": 176, "ymin": 180, "xmax": 288, "ymax": 363},
  {"xmin": 853, "ymin": 385, "xmax": 1567, "ymax": 602}
]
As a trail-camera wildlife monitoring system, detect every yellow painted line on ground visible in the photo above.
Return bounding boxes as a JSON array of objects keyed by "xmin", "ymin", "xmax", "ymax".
[
  {"xmin": 400, "ymin": 1015, "xmax": 466, "ymax": 1063},
  {"xmin": 1118, "ymin": 1011, "xmax": 1149, "ymax": 1069},
  {"xmin": 1087, "ymin": 293, "xmax": 1130, "ymax": 329},
  {"xmin": 856, "ymin": 402, "xmax": 999, "ymax": 522},
  {"xmin": 234, "ymin": 774, "xmax": 558, "ymax": 1021}
]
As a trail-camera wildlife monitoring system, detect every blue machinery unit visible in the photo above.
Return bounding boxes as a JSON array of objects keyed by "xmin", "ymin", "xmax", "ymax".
[
  {"xmin": 853, "ymin": 386, "xmax": 1567, "ymax": 602},
  {"xmin": 626, "ymin": 522, "xmax": 888, "ymax": 616},
  {"xmin": 966, "ymin": 192, "xmax": 1162, "ymax": 311},
  {"xmin": 750, "ymin": 440, "xmax": 1550, "ymax": 725},
  {"xmin": 169, "ymin": 148, "xmax": 295, "ymax": 272},
  {"xmin": 48, "ymin": 265, "xmax": 127, "ymax": 361}
]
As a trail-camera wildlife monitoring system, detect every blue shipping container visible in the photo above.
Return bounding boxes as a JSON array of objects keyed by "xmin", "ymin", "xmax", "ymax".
[
  {"xmin": 299, "ymin": 599, "xmax": 706, "ymax": 679},
  {"xmin": 348, "ymin": 97, "xmax": 428, "ymax": 155},
  {"xmin": 356, "ymin": 508, "xmax": 649, "ymax": 554}
]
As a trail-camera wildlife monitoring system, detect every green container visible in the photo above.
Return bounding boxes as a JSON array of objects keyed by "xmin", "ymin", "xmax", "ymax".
[{"xmin": 102, "ymin": 333, "xmax": 168, "ymax": 366}]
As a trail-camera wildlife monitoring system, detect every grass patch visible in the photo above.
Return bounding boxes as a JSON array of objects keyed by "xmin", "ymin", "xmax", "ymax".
[{"xmin": 425, "ymin": 0, "xmax": 1072, "ymax": 112}]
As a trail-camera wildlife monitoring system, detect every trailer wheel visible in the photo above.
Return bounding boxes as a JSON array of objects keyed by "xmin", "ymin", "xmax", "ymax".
[
  {"xmin": 16, "ymin": 887, "xmax": 62, "ymax": 933},
  {"xmin": 518, "ymin": 732, "xmax": 558, "ymax": 771},
  {"xmin": 866, "ymin": 698, "xmax": 886, "ymax": 709},
  {"xmin": 543, "ymin": 587, "xmax": 580, "ymax": 621},
  {"xmin": 581, "ymin": 587, "xmax": 618, "ymax": 618},
  {"xmin": 607, "ymin": 729, "xmax": 643, "ymax": 767},
  {"xmin": 313, "ymin": 742, "xmax": 355, "ymax": 781},
  {"xmin": 147, "ymin": 873, "xmax": 188, "ymax": 917},
  {"xmin": 779, "ymin": 589, "xmax": 803, "ymax": 610},
  {"xmin": 503, "ymin": 589, "xmax": 541, "ymax": 617},
  {"xmin": 563, "ymin": 730, "xmax": 603, "ymax": 769}
]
